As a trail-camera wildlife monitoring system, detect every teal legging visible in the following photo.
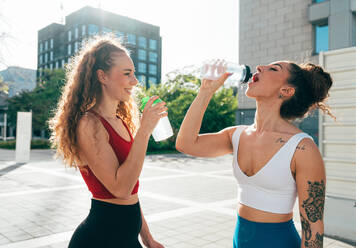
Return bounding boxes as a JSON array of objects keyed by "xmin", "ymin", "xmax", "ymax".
[{"xmin": 233, "ymin": 214, "xmax": 301, "ymax": 248}]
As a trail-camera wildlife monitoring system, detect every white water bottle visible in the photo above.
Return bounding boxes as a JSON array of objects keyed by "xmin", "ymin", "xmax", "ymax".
[
  {"xmin": 140, "ymin": 96, "xmax": 173, "ymax": 142},
  {"xmin": 151, "ymin": 115, "xmax": 173, "ymax": 141},
  {"xmin": 201, "ymin": 59, "xmax": 252, "ymax": 85}
]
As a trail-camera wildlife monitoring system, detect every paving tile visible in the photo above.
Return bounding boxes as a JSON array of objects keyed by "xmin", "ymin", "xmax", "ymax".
[{"xmin": 0, "ymin": 150, "xmax": 354, "ymax": 248}]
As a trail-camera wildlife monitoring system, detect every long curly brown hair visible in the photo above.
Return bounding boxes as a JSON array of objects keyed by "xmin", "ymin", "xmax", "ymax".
[{"xmin": 49, "ymin": 35, "xmax": 140, "ymax": 168}]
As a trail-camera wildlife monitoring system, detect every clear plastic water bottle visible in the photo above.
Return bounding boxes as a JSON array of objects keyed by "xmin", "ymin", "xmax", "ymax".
[
  {"xmin": 140, "ymin": 96, "xmax": 174, "ymax": 142},
  {"xmin": 200, "ymin": 59, "xmax": 252, "ymax": 85}
]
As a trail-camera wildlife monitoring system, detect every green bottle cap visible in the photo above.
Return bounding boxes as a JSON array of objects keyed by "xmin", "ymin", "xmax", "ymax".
[{"xmin": 140, "ymin": 96, "xmax": 162, "ymax": 112}]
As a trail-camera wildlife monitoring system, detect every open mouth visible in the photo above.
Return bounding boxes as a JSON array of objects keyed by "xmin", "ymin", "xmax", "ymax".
[{"xmin": 251, "ymin": 74, "xmax": 259, "ymax": 83}]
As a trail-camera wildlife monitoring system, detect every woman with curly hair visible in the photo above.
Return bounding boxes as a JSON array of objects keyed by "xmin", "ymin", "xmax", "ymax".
[
  {"xmin": 49, "ymin": 36, "xmax": 165, "ymax": 248},
  {"xmin": 176, "ymin": 61, "xmax": 334, "ymax": 248}
]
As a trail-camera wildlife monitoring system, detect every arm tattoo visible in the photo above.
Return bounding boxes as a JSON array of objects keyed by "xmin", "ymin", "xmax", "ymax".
[
  {"xmin": 300, "ymin": 214, "xmax": 312, "ymax": 240},
  {"xmin": 276, "ymin": 138, "xmax": 285, "ymax": 144},
  {"xmin": 302, "ymin": 180, "xmax": 325, "ymax": 222},
  {"xmin": 296, "ymin": 144, "xmax": 306, "ymax": 150},
  {"xmin": 276, "ymin": 137, "xmax": 306, "ymax": 150},
  {"xmin": 301, "ymin": 180, "xmax": 325, "ymax": 247},
  {"xmin": 305, "ymin": 232, "xmax": 324, "ymax": 248},
  {"xmin": 301, "ymin": 214, "xmax": 324, "ymax": 247}
]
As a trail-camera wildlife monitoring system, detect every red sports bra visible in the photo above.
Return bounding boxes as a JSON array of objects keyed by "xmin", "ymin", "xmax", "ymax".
[{"xmin": 79, "ymin": 110, "xmax": 139, "ymax": 199}]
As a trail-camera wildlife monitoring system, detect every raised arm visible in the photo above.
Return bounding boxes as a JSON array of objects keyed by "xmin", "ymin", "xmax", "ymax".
[
  {"xmin": 77, "ymin": 96, "xmax": 167, "ymax": 199},
  {"xmin": 295, "ymin": 138, "xmax": 326, "ymax": 248},
  {"xmin": 176, "ymin": 73, "xmax": 236, "ymax": 157}
]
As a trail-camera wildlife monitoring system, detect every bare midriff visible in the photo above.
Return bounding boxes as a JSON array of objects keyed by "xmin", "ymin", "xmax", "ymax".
[
  {"xmin": 238, "ymin": 203, "xmax": 293, "ymax": 223},
  {"xmin": 93, "ymin": 194, "xmax": 139, "ymax": 205}
]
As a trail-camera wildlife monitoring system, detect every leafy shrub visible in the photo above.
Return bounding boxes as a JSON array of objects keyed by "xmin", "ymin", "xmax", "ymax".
[{"xmin": 0, "ymin": 139, "xmax": 51, "ymax": 149}]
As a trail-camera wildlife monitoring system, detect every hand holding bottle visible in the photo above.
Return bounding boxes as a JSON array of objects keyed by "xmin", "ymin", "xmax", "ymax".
[
  {"xmin": 200, "ymin": 72, "xmax": 232, "ymax": 95},
  {"xmin": 200, "ymin": 59, "xmax": 251, "ymax": 91},
  {"xmin": 140, "ymin": 96, "xmax": 173, "ymax": 142},
  {"xmin": 139, "ymin": 96, "xmax": 168, "ymax": 137}
]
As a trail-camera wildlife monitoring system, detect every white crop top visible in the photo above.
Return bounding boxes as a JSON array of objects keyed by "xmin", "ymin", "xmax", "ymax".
[{"xmin": 232, "ymin": 125, "xmax": 314, "ymax": 214}]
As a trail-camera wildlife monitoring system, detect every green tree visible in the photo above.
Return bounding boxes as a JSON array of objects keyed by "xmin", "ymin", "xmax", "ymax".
[
  {"xmin": 7, "ymin": 69, "xmax": 65, "ymax": 137},
  {"xmin": 0, "ymin": 76, "xmax": 9, "ymax": 94}
]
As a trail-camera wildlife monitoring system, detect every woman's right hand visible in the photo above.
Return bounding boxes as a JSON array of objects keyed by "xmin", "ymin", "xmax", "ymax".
[
  {"xmin": 200, "ymin": 72, "xmax": 232, "ymax": 95},
  {"xmin": 139, "ymin": 96, "xmax": 168, "ymax": 136}
]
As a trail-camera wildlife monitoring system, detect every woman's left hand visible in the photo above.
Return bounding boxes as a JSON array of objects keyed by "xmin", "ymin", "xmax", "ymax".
[{"xmin": 143, "ymin": 238, "xmax": 165, "ymax": 248}]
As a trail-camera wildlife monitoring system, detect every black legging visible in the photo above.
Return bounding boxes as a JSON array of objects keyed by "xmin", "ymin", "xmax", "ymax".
[{"xmin": 68, "ymin": 199, "xmax": 143, "ymax": 248}]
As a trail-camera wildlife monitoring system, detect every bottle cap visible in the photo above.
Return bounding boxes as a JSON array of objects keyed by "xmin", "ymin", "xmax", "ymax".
[
  {"xmin": 243, "ymin": 65, "xmax": 252, "ymax": 83},
  {"xmin": 140, "ymin": 96, "xmax": 162, "ymax": 112}
]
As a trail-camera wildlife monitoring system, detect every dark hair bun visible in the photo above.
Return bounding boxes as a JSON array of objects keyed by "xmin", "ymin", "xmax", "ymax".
[
  {"xmin": 302, "ymin": 63, "xmax": 332, "ymax": 103},
  {"xmin": 280, "ymin": 62, "xmax": 335, "ymax": 120}
]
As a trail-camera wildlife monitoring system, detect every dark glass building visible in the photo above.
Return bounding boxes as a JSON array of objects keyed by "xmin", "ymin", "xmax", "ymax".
[{"xmin": 37, "ymin": 6, "xmax": 162, "ymax": 88}]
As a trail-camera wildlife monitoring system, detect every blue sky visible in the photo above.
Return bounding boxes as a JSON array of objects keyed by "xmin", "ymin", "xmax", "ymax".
[{"xmin": 0, "ymin": 0, "xmax": 238, "ymax": 78}]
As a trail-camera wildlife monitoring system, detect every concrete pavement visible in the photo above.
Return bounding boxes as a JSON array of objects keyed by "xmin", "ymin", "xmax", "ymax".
[{"xmin": 0, "ymin": 148, "xmax": 354, "ymax": 248}]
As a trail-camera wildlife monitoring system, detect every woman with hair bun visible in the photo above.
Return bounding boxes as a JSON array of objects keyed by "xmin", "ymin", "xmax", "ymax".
[
  {"xmin": 176, "ymin": 61, "xmax": 333, "ymax": 248},
  {"xmin": 49, "ymin": 36, "xmax": 165, "ymax": 248}
]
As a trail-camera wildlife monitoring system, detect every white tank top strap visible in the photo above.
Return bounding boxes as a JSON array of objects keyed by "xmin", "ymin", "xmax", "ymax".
[
  {"xmin": 231, "ymin": 125, "xmax": 248, "ymax": 148},
  {"xmin": 271, "ymin": 132, "xmax": 315, "ymax": 180},
  {"xmin": 291, "ymin": 132, "xmax": 314, "ymax": 142},
  {"xmin": 284, "ymin": 132, "xmax": 314, "ymax": 154}
]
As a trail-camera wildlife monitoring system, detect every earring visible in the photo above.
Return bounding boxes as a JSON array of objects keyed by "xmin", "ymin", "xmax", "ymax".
[{"xmin": 278, "ymin": 94, "xmax": 283, "ymax": 99}]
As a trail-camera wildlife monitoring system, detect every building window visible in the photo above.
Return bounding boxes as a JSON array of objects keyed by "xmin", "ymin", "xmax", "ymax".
[
  {"xmin": 88, "ymin": 24, "xmax": 99, "ymax": 36},
  {"xmin": 82, "ymin": 25, "xmax": 86, "ymax": 36},
  {"xmin": 137, "ymin": 75, "xmax": 146, "ymax": 86},
  {"xmin": 45, "ymin": 53, "xmax": 48, "ymax": 63},
  {"xmin": 45, "ymin": 41, "xmax": 48, "ymax": 50},
  {"xmin": 138, "ymin": 36, "xmax": 147, "ymax": 48},
  {"xmin": 68, "ymin": 30, "xmax": 72, "ymax": 41},
  {"xmin": 50, "ymin": 51, "xmax": 53, "ymax": 61},
  {"xmin": 40, "ymin": 43, "xmax": 43, "ymax": 52},
  {"xmin": 68, "ymin": 57, "xmax": 71, "ymax": 64},
  {"xmin": 315, "ymin": 23, "xmax": 328, "ymax": 54},
  {"xmin": 149, "ymin": 52, "xmax": 158, "ymax": 63},
  {"xmin": 102, "ymin": 27, "xmax": 112, "ymax": 34},
  {"xmin": 149, "ymin": 39, "xmax": 157, "ymax": 50},
  {"xmin": 148, "ymin": 77, "xmax": 157, "ymax": 85},
  {"xmin": 115, "ymin": 31, "xmax": 124, "ymax": 38},
  {"xmin": 50, "ymin": 39, "xmax": 53, "ymax": 49},
  {"xmin": 138, "ymin": 49, "xmax": 146, "ymax": 61},
  {"xmin": 74, "ymin": 42, "xmax": 79, "ymax": 53},
  {"xmin": 75, "ymin": 27, "xmax": 79, "ymax": 39},
  {"xmin": 62, "ymin": 59, "xmax": 65, "ymax": 67},
  {"xmin": 127, "ymin": 34, "xmax": 136, "ymax": 45},
  {"xmin": 138, "ymin": 63, "xmax": 147, "ymax": 73},
  {"xmin": 55, "ymin": 61, "xmax": 59, "ymax": 69},
  {"xmin": 50, "ymin": 64, "xmax": 53, "ymax": 70},
  {"xmin": 68, "ymin": 44, "xmax": 72, "ymax": 55},
  {"xmin": 149, "ymin": 64, "xmax": 157, "ymax": 75},
  {"xmin": 39, "ymin": 55, "xmax": 42, "ymax": 64}
]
